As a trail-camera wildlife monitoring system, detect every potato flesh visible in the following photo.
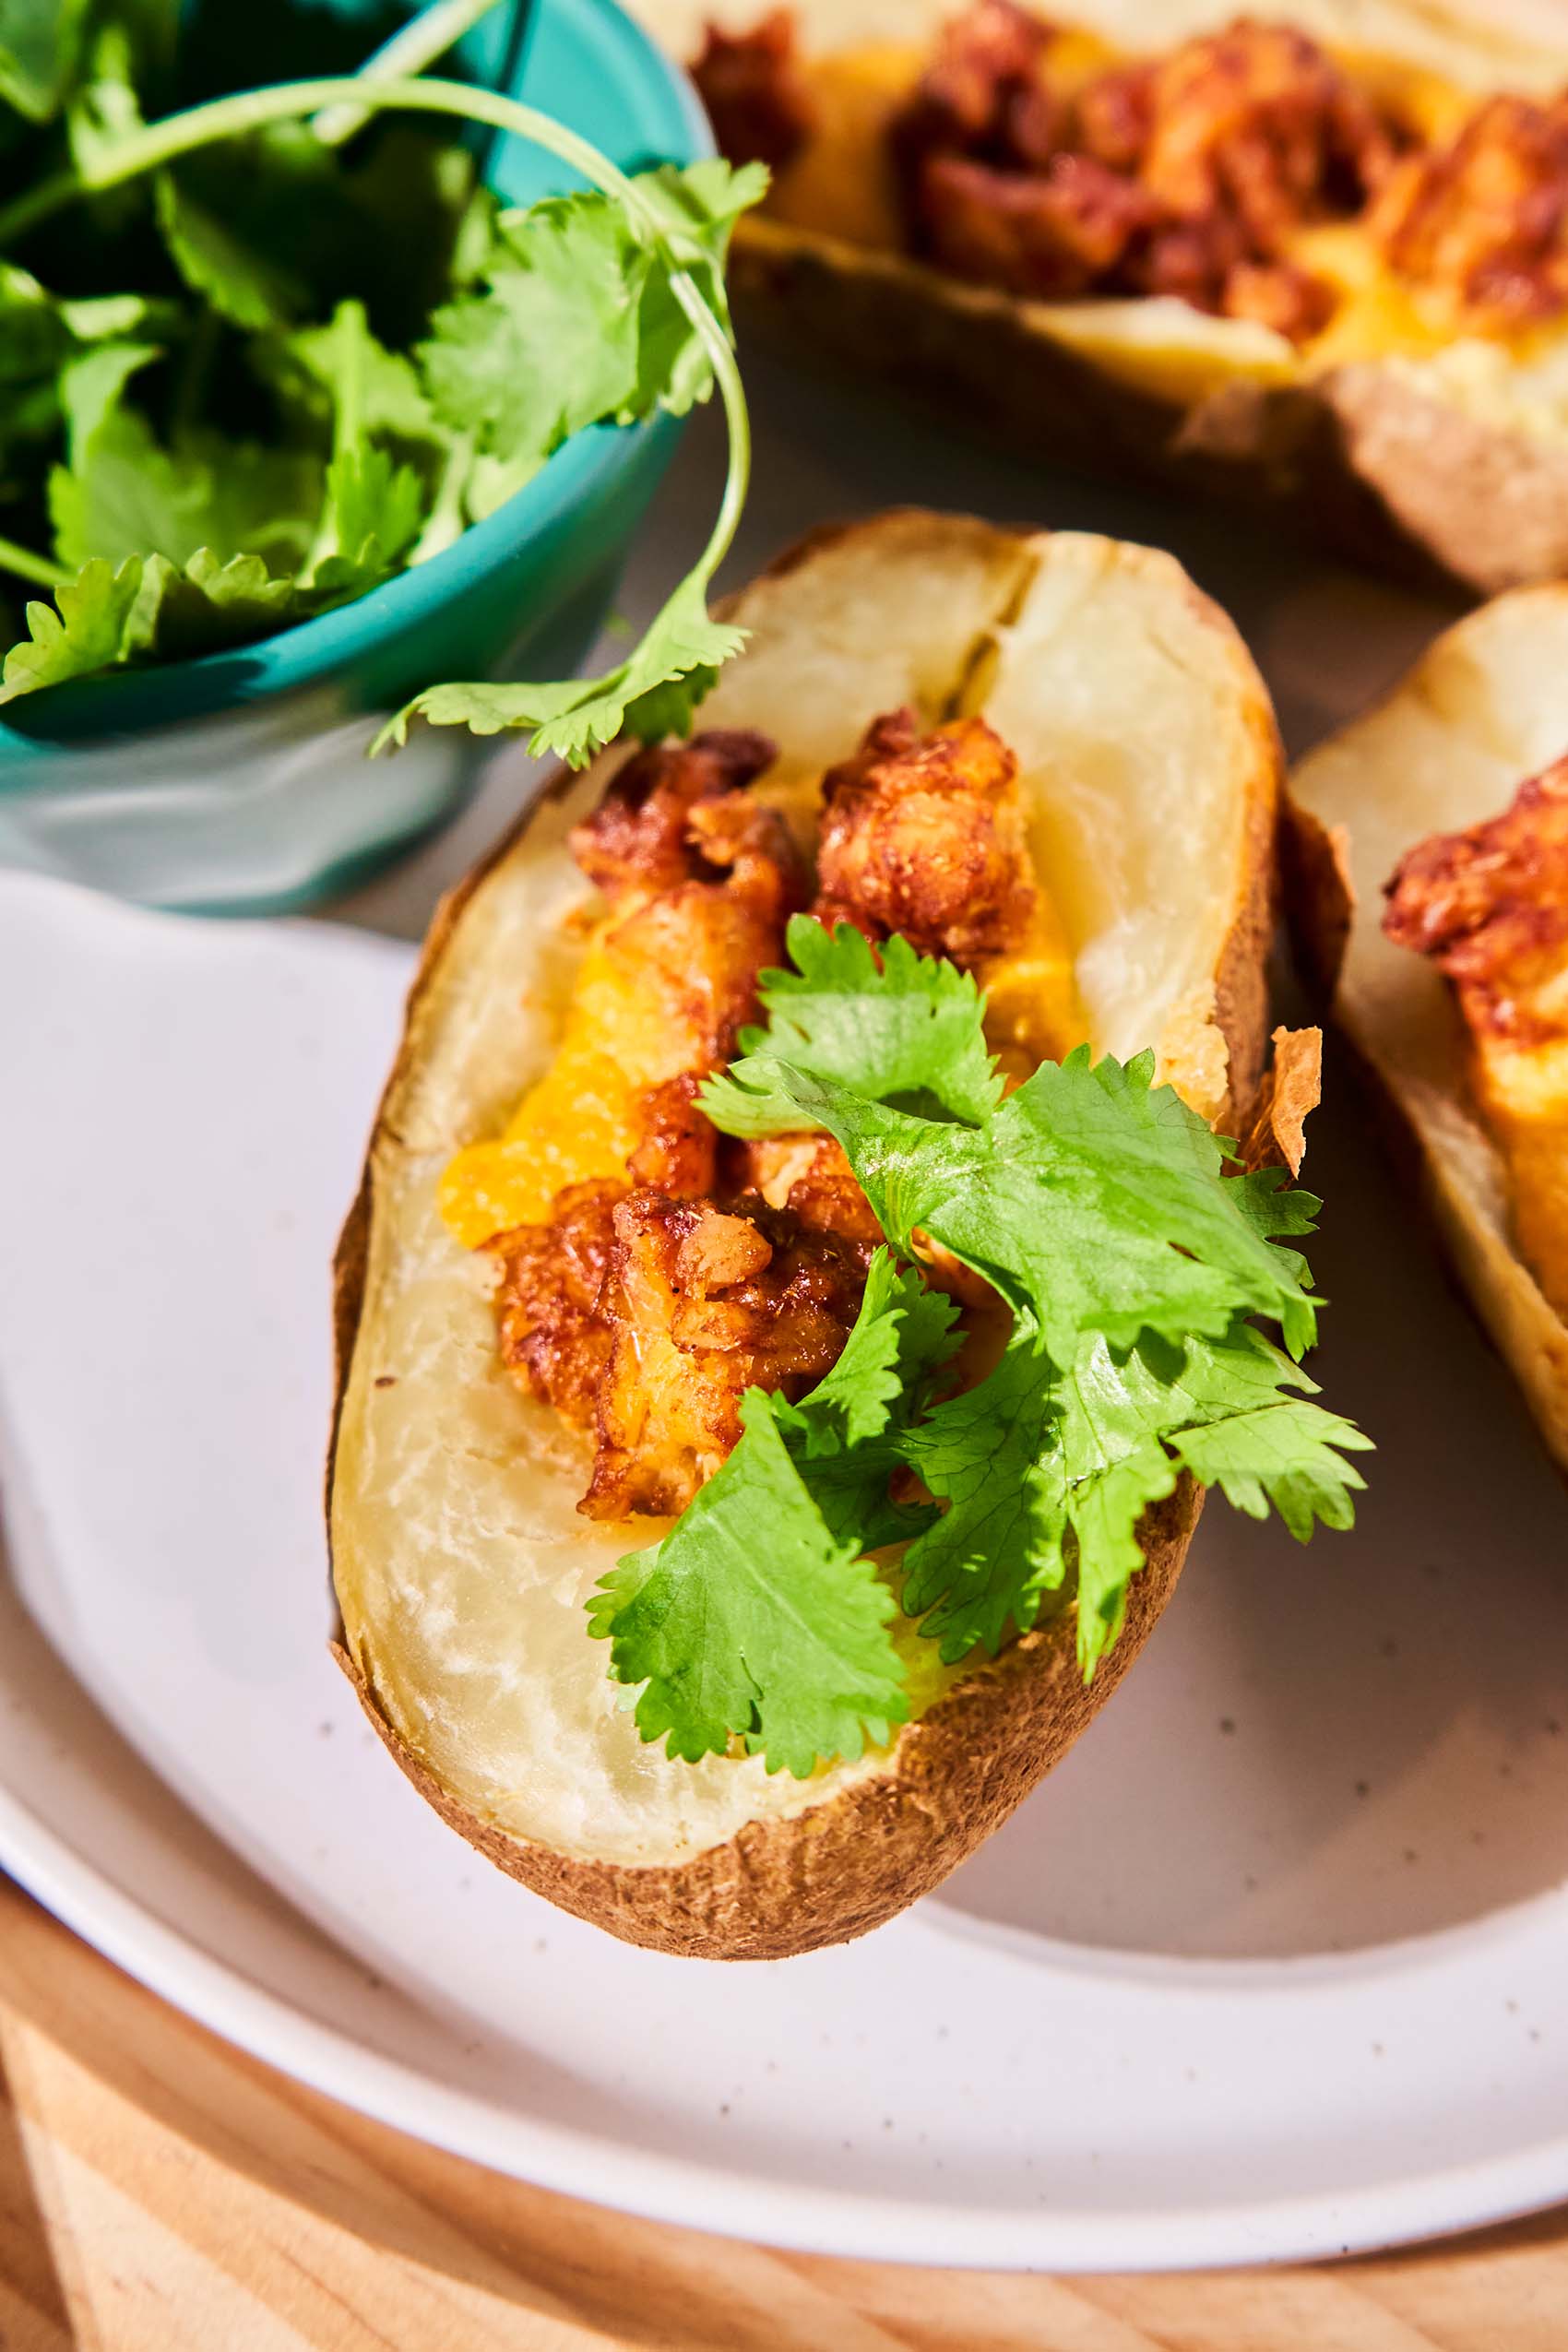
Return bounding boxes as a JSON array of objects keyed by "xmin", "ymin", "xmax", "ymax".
[
  {"xmin": 1289, "ymin": 584, "xmax": 1568, "ymax": 1467},
  {"xmin": 332, "ymin": 518, "xmax": 1270, "ymax": 1869}
]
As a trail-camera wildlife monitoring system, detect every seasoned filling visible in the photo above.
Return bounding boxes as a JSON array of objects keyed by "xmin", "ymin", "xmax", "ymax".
[
  {"xmin": 438, "ymin": 728, "xmax": 800, "ymax": 1247},
  {"xmin": 813, "ymin": 707, "xmax": 1037, "ymax": 961},
  {"xmin": 449, "ymin": 707, "xmax": 1063, "ymax": 1518},
  {"xmin": 1369, "ymin": 94, "xmax": 1568, "ymax": 333},
  {"xmin": 694, "ymin": 2, "xmax": 1568, "ymax": 347},
  {"xmin": 695, "ymin": 6, "xmax": 816, "ymax": 174},
  {"xmin": 1383, "ymin": 755, "xmax": 1568, "ymax": 1320},
  {"xmin": 583, "ymin": 1192, "xmax": 873, "ymax": 1518},
  {"xmin": 893, "ymin": 7, "xmax": 1392, "ymax": 336}
]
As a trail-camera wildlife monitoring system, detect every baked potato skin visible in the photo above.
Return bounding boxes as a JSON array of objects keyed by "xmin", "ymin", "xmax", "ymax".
[
  {"xmin": 330, "ymin": 1496, "xmax": 1193, "ymax": 1960},
  {"xmin": 327, "ymin": 511, "xmax": 1281, "ymax": 1959},
  {"xmin": 1283, "ymin": 590, "xmax": 1568, "ymax": 1479},
  {"xmin": 728, "ymin": 223, "xmax": 1568, "ymax": 600},
  {"xmin": 654, "ymin": 0, "xmax": 1568, "ymax": 599}
]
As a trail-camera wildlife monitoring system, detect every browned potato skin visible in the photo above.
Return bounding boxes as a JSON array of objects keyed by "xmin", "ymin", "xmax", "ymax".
[
  {"xmin": 727, "ymin": 215, "xmax": 1568, "ymax": 599},
  {"xmin": 1282, "ymin": 602, "xmax": 1568, "ymax": 1478},
  {"xmin": 327, "ymin": 513, "xmax": 1284, "ymax": 1962},
  {"xmin": 327, "ymin": 1508, "xmax": 1192, "ymax": 1961}
]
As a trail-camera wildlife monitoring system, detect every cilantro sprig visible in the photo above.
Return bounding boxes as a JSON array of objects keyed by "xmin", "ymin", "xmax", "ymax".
[
  {"xmin": 591, "ymin": 926, "xmax": 1370, "ymax": 1775},
  {"xmin": 588, "ymin": 1254, "xmax": 957, "ymax": 1777},
  {"xmin": 0, "ymin": 41, "xmax": 761, "ymax": 764}
]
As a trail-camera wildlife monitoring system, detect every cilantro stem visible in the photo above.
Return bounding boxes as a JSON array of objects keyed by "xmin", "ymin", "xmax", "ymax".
[
  {"xmin": 311, "ymin": 0, "xmax": 507, "ymax": 148},
  {"xmin": 0, "ymin": 535, "xmax": 71, "ymax": 591},
  {"xmin": 0, "ymin": 77, "xmax": 678, "ymax": 244},
  {"xmin": 667, "ymin": 272, "xmax": 751, "ymax": 596}
]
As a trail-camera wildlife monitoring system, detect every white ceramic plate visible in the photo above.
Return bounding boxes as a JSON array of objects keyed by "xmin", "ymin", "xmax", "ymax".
[{"xmin": 3, "ymin": 852, "xmax": 1568, "ymax": 2273}]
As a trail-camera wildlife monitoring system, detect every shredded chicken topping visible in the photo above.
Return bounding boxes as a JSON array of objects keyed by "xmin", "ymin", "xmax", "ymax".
[
  {"xmin": 469, "ymin": 704, "xmax": 1063, "ymax": 1518},
  {"xmin": 899, "ymin": 8, "xmax": 1390, "ymax": 333},
  {"xmin": 1384, "ymin": 755, "xmax": 1568, "ymax": 1320},
  {"xmin": 695, "ymin": 3, "xmax": 1405, "ymax": 343},
  {"xmin": 583, "ymin": 1193, "xmax": 874, "ymax": 1518},
  {"xmin": 691, "ymin": 7, "xmax": 815, "ymax": 175},
  {"xmin": 813, "ymin": 706, "xmax": 1038, "ymax": 963},
  {"xmin": 1371, "ymin": 94, "xmax": 1568, "ymax": 332}
]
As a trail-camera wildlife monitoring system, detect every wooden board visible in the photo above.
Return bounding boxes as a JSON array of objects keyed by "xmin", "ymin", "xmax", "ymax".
[{"xmin": 2, "ymin": 1879, "xmax": 1567, "ymax": 2350}]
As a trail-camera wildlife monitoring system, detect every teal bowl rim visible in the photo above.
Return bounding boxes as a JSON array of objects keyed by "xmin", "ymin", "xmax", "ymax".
[{"xmin": 1, "ymin": 0, "xmax": 710, "ymax": 747}]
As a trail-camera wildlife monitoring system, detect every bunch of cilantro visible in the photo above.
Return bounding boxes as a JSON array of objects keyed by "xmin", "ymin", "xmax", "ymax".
[
  {"xmin": 588, "ymin": 921, "xmax": 1372, "ymax": 1781},
  {"xmin": 0, "ymin": 0, "xmax": 763, "ymax": 760}
]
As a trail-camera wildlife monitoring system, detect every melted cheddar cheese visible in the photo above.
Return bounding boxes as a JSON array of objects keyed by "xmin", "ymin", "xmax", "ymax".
[{"xmin": 440, "ymin": 923, "xmax": 699, "ymax": 1246}]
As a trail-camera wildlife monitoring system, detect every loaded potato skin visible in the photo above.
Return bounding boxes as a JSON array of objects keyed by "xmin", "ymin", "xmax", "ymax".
[
  {"xmin": 1287, "ymin": 583, "xmax": 1568, "ymax": 1479},
  {"xmin": 647, "ymin": 0, "xmax": 1568, "ymax": 594},
  {"xmin": 329, "ymin": 514, "xmax": 1297, "ymax": 1956}
]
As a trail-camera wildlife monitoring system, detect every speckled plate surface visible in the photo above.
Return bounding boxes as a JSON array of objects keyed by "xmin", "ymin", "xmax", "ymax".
[{"xmin": 2, "ymin": 856, "xmax": 1567, "ymax": 2271}]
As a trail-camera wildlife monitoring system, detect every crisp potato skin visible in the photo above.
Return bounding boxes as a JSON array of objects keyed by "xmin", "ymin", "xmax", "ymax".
[
  {"xmin": 1283, "ymin": 587, "xmax": 1568, "ymax": 1479},
  {"xmin": 330, "ymin": 1491, "xmax": 1194, "ymax": 1959},
  {"xmin": 327, "ymin": 512, "xmax": 1278, "ymax": 1959},
  {"xmin": 725, "ymin": 213, "xmax": 1568, "ymax": 598}
]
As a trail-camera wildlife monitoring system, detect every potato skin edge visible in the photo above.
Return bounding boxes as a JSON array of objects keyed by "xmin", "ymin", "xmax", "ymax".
[
  {"xmin": 726, "ymin": 218, "xmax": 1568, "ymax": 599},
  {"xmin": 330, "ymin": 1487, "xmax": 1193, "ymax": 1962},
  {"xmin": 1284, "ymin": 791, "xmax": 1568, "ymax": 1482},
  {"xmin": 327, "ymin": 511, "xmax": 1277, "ymax": 1959}
]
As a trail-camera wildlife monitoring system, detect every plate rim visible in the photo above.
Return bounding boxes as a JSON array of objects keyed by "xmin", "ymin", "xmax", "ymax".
[{"xmin": 5, "ymin": 1778, "xmax": 1568, "ymax": 2273}]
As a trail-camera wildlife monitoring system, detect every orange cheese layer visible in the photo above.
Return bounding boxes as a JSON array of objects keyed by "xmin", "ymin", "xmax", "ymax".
[
  {"xmin": 439, "ymin": 921, "xmax": 703, "ymax": 1248},
  {"xmin": 1478, "ymin": 1035, "xmax": 1568, "ymax": 1323},
  {"xmin": 440, "ymin": 826, "xmax": 1087, "ymax": 1248}
]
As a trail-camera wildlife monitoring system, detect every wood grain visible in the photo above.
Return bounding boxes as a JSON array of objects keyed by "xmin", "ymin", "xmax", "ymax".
[{"xmin": 1, "ymin": 1882, "xmax": 1566, "ymax": 2349}]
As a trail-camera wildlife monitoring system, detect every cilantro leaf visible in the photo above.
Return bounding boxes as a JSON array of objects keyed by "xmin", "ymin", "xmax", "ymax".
[
  {"xmin": 0, "ymin": 0, "xmax": 93, "ymax": 123},
  {"xmin": 422, "ymin": 161, "xmax": 765, "ymax": 478},
  {"xmin": 689, "ymin": 934, "xmax": 1368, "ymax": 1714},
  {"xmin": 897, "ymin": 1334, "xmax": 1070, "ymax": 1659},
  {"xmin": 771, "ymin": 1247, "xmax": 958, "ymax": 1552},
  {"xmin": 0, "ymin": 267, "xmax": 166, "ymax": 496},
  {"xmin": 289, "ymin": 298, "xmax": 432, "ymax": 595},
  {"xmin": 1156, "ymin": 1324, "xmax": 1372, "ymax": 1540},
  {"xmin": 268, "ymin": 299, "xmax": 440, "ymax": 454},
  {"xmin": 376, "ymin": 571, "xmax": 747, "ymax": 767},
  {"xmin": 154, "ymin": 170, "xmax": 302, "ymax": 330},
  {"xmin": 623, "ymin": 158, "xmax": 768, "ymax": 417},
  {"xmin": 50, "ymin": 398, "xmax": 320, "ymax": 575},
  {"xmin": 309, "ymin": 445, "xmax": 424, "ymax": 603},
  {"xmin": 421, "ymin": 189, "xmax": 646, "ymax": 468},
  {"xmin": 701, "ymin": 917, "xmax": 1003, "ymax": 1138},
  {"xmin": 53, "ymin": 336, "xmax": 159, "ymax": 462},
  {"xmin": 774, "ymin": 1246, "xmax": 917, "ymax": 1455},
  {"xmin": 589, "ymin": 1389, "xmax": 908, "ymax": 1778},
  {"xmin": 126, "ymin": 547, "xmax": 305, "ymax": 661},
  {"xmin": 902, "ymin": 1316, "xmax": 1370, "ymax": 1678},
  {"xmin": 0, "ymin": 552, "xmax": 141, "ymax": 701},
  {"xmin": 721, "ymin": 1047, "xmax": 1320, "ymax": 1363}
]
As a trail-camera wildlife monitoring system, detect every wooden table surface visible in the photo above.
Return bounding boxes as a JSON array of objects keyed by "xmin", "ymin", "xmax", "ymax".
[{"xmin": 2, "ymin": 1880, "xmax": 1565, "ymax": 2351}]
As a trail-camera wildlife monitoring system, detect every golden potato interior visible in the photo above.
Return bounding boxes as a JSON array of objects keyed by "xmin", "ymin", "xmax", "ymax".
[
  {"xmin": 1288, "ymin": 585, "xmax": 1568, "ymax": 1472},
  {"xmin": 330, "ymin": 513, "xmax": 1277, "ymax": 1874}
]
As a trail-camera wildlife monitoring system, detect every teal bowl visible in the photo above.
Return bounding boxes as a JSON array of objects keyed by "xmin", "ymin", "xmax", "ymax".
[{"xmin": 0, "ymin": 0, "xmax": 707, "ymax": 912}]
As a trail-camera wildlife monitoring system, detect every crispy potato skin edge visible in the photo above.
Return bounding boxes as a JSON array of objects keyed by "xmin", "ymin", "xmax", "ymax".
[
  {"xmin": 329, "ymin": 1493, "xmax": 1192, "ymax": 1962},
  {"xmin": 726, "ymin": 218, "xmax": 1568, "ymax": 599},
  {"xmin": 326, "ymin": 512, "xmax": 1276, "ymax": 1959},
  {"xmin": 1282, "ymin": 794, "xmax": 1568, "ymax": 1478}
]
